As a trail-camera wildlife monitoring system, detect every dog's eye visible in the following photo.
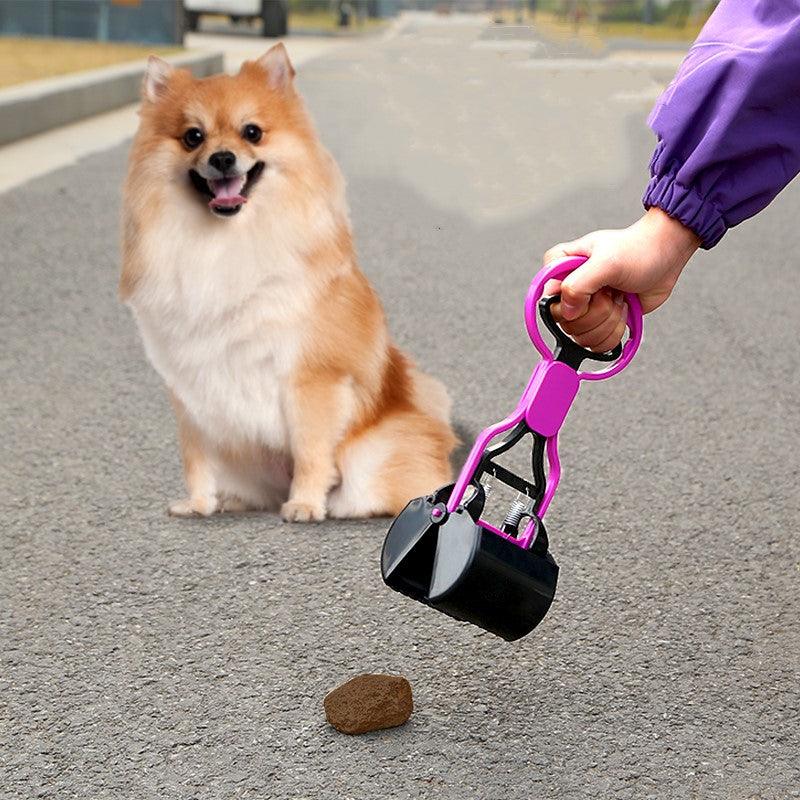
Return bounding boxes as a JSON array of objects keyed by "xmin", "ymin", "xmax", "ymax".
[
  {"xmin": 242, "ymin": 124, "xmax": 262, "ymax": 144},
  {"xmin": 182, "ymin": 127, "xmax": 205, "ymax": 150}
]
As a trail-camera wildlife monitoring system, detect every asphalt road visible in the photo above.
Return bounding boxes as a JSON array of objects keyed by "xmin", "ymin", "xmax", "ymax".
[{"xmin": 2, "ymin": 14, "xmax": 799, "ymax": 800}]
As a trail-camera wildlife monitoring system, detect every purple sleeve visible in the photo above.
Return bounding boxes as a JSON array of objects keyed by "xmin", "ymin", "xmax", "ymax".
[{"xmin": 643, "ymin": 0, "xmax": 800, "ymax": 248}]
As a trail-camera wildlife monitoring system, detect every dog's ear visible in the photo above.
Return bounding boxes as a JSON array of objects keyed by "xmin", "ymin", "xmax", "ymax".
[
  {"xmin": 143, "ymin": 56, "xmax": 173, "ymax": 103},
  {"xmin": 256, "ymin": 43, "xmax": 295, "ymax": 90}
]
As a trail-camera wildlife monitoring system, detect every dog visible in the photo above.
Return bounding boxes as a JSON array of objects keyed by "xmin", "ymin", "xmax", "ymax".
[{"xmin": 120, "ymin": 45, "xmax": 456, "ymax": 521}]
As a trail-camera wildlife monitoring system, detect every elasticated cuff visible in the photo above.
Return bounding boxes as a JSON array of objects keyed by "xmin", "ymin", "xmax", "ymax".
[{"xmin": 643, "ymin": 172, "xmax": 727, "ymax": 249}]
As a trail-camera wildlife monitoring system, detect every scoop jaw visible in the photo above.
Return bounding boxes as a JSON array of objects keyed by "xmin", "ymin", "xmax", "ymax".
[{"xmin": 381, "ymin": 487, "xmax": 559, "ymax": 641}]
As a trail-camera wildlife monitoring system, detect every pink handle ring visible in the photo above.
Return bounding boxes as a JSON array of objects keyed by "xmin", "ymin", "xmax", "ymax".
[{"xmin": 524, "ymin": 256, "xmax": 643, "ymax": 381}]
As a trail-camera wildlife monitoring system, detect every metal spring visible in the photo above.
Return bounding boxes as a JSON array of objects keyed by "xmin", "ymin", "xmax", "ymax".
[{"xmin": 502, "ymin": 498, "xmax": 531, "ymax": 531}]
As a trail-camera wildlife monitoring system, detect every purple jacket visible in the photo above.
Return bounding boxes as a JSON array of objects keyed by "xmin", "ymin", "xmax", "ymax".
[{"xmin": 644, "ymin": 0, "xmax": 800, "ymax": 248}]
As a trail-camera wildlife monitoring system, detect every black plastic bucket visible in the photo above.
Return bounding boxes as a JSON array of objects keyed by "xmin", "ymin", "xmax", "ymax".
[{"xmin": 381, "ymin": 488, "xmax": 558, "ymax": 641}]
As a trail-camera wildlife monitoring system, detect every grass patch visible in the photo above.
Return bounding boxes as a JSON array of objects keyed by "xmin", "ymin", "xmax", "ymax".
[
  {"xmin": 596, "ymin": 18, "xmax": 707, "ymax": 42},
  {"xmin": 490, "ymin": 9, "xmax": 707, "ymax": 46},
  {"xmin": 0, "ymin": 37, "xmax": 181, "ymax": 90}
]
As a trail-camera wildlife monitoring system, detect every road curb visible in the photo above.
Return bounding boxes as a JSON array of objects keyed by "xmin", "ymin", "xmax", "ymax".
[{"xmin": 0, "ymin": 50, "xmax": 224, "ymax": 147}]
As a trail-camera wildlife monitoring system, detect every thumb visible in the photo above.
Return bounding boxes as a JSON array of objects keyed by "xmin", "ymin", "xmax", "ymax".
[{"xmin": 559, "ymin": 254, "xmax": 619, "ymax": 321}]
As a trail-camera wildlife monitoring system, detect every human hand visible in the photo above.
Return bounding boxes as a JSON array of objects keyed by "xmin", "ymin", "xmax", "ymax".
[{"xmin": 543, "ymin": 207, "xmax": 701, "ymax": 351}]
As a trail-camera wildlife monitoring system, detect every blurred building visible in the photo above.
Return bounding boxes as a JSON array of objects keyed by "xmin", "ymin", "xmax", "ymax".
[{"xmin": 0, "ymin": 0, "xmax": 184, "ymax": 44}]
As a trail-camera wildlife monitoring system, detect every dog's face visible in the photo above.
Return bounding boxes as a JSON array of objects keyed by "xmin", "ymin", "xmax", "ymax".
[{"xmin": 136, "ymin": 45, "xmax": 308, "ymax": 219}]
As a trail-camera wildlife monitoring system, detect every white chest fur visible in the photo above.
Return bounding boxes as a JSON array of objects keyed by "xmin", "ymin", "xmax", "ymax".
[{"xmin": 128, "ymin": 213, "xmax": 313, "ymax": 452}]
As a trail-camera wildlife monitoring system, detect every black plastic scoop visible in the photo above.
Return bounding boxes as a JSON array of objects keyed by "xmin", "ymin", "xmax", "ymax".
[{"xmin": 382, "ymin": 483, "xmax": 559, "ymax": 641}]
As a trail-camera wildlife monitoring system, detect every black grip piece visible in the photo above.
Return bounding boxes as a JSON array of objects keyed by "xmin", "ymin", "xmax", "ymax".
[{"xmin": 538, "ymin": 295, "xmax": 622, "ymax": 371}]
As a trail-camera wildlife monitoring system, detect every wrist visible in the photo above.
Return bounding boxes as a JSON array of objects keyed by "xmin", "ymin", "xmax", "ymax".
[{"xmin": 640, "ymin": 206, "xmax": 701, "ymax": 263}]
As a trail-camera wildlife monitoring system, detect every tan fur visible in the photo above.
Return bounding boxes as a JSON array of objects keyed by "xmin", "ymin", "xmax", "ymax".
[{"xmin": 121, "ymin": 46, "xmax": 456, "ymax": 520}]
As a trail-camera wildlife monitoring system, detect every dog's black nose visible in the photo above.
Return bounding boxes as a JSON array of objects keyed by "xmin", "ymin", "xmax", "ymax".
[{"xmin": 208, "ymin": 150, "xmax": 236, "ymax": 174}]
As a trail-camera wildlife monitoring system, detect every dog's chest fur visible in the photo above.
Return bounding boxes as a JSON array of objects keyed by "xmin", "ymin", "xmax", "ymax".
[{"xmin": 129, "ymin": 215, "xmax": 313, "ymax": 451}]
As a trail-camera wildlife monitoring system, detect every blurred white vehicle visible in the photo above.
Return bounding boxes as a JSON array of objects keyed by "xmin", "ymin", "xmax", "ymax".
[{"xmin": 183, "ymin": 0, "xmax": 288, "ymax": 37}]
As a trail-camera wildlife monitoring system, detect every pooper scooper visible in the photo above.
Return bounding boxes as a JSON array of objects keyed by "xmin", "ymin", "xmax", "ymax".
[{"xmin": 381, "ymin": 256, "xmax": 643, "ymax": 641}]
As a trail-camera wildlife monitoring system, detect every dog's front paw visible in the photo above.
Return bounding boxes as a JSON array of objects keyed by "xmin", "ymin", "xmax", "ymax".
[
  {"xmin": 169, "ymin": 495, "xmax": 219, "ymax": 517},
  {"xmin": 281, "ymin": 499, "xmax": 326, "ymax": 523}
]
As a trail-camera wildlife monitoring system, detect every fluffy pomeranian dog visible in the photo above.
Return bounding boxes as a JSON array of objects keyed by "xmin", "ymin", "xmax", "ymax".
[{"xmin": 120, "ymin": 45, "xmax": 455, "ymax": 521}]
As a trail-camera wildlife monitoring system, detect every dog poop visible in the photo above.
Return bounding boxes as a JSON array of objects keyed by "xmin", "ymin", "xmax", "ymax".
[{"xmin": 324, "ymin": 673, "xmax": 413, "ymax": 735}]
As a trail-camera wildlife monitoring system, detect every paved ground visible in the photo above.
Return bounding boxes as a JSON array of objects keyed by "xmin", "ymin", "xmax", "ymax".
[{"xmin": 2, "ymin": 13, "xmax": 799, "ymax": 800}]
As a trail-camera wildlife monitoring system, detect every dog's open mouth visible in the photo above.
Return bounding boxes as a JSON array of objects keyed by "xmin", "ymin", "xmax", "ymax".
[{"xmin": 189, "ymin": 161, "xmax": 265, "ymax": 217}]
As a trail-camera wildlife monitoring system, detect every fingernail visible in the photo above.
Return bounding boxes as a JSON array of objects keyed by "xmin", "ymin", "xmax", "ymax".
[{"xmin": 561, "ymin": 302, "xmax": 581, "ymax": 320}]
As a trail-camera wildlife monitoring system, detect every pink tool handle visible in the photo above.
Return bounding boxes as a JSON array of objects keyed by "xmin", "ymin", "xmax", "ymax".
[
  {"xmin": 446, "ymin": 257, "xmax": 644, "ymax": 522},
  {"xmin": 524, "ymin": 256, "xmax": 643, "ymax": 381}
]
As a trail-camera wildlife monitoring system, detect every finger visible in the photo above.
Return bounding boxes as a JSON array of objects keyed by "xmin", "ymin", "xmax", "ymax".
[
  {"xmin": 542, "ymin": 234, "xmax": 595, "ymax": 266},
  {"xmin": 567, "ymin": 298, "xmax": 626, "ymax": 349},
  {"xmin": 570, "ymin": 314, "xmax": 622, "ymax": 351},
  {"xmin": 560, "ymin": 291, "xmax": 619, "ymax": 336},
  {"xmin": 551, "ymin": 292, "xmax": 616, "ymax": 329},
  {"xmin": 544, "ymin": 278, "xmax": 562, "ymax": 296},
  {"xmin": 559, "ymin": 254, "xmax": 623, "ymax": 322},
  {"xmin": 549, "ymin": 298, "xmax": 566, "ymax": 322},
  {"xmin": 587, "ymin": 304, "xmax": 629, "ymax": 353}
]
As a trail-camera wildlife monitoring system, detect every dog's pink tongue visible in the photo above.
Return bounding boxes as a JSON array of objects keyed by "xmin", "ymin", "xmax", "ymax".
[{"xmin": 209, "ymin": 175, "xmax": 247, "ymax": 208}]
